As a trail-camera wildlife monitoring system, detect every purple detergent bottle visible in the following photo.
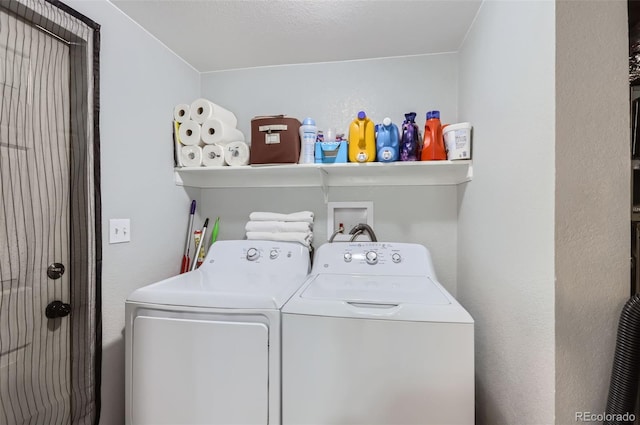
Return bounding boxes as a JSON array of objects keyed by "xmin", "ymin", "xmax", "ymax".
[{"xmin": 400, "ymin": 112, "xmax": 422, "ymax": 161}]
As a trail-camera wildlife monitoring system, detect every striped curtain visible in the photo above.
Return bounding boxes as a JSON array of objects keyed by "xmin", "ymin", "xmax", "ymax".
[{"xmin": 0, "ymin": 0, "xmax": 100, "ymax": 424}]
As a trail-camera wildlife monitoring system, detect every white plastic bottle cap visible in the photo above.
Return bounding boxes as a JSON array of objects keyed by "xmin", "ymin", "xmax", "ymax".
[{"xmin": 383, "ymin": 117, "xmax": 391, "ymax": 126}]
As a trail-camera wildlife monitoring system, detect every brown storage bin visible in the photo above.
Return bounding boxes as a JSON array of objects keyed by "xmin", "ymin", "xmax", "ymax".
[{"xmin": 250, "ymin": 115, "xmax": 301, "ymax": 164}]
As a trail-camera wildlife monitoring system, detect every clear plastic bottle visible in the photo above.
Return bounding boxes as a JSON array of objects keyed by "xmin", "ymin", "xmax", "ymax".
[{"xmin": 299, "ymin": 117, "xmax": 318, "ymax": 164}]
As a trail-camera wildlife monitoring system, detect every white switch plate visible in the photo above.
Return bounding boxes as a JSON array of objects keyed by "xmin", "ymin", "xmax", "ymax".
[
  {"xmin": 109, "ymin": 218, "xmax": 131, "ymax": 244},
  {"xmin": 327, "ymin": 201, "xmax": 374, "ymax": 242}
]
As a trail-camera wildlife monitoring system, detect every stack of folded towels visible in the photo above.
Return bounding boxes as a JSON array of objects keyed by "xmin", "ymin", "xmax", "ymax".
[{"xmin": 245, "ymin": 211, "xmax": 314, "ymax": 249}]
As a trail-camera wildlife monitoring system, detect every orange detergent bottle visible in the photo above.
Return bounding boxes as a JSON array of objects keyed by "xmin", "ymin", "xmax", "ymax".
[
  {"xmin": 421, "ymin": 110, "xmax": 447, "ymax": 161},
  {"xmin": 348, "ymin": 111, "xmax": 376, "ymax": 162}
]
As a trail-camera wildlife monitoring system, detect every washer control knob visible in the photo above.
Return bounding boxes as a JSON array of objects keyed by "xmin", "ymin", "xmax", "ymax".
[
  {"xmin": 392, "ymin": 253, "xmax": 402, "ymax": 263},
  {"xmin": 246, "ymin": 248, "xmax": 259, "ymax": 261},
  {"xmin": 344, "ymin": 252, "xmax": 352, "ymax": 263},
  {"xmin": 365, "ymin": 251, "xmax": 378, "ymax": 265},
  {"xmin": 270, "ymin": 249, "xmax": 279, "ymax": 259}
]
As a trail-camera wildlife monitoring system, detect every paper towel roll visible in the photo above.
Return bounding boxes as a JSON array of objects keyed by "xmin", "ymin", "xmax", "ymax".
[
  {"xmin": 202, "ymin": 144, "xmax": 225, "ymax": 167},
  {"xmin": 173, "ymin": 104, "xmax": 191, "ymax": 123},
  {"xmin": 178, "ymin": 120, "xmax": 201, "ymax": 146},
  {"xmin": 181, "ymin": 145, "xmax": 203, "ymax": 167},
  {"xmin": 201, "ymin": 118, "xmax": 245, "ymax": 145},
  {"xmin": 189, "ymin": 98, "xmax": 238, "ymax": 127},
  {"xmin": 224, "ymin": 142, "xmax": 250, "ymax": 166}
]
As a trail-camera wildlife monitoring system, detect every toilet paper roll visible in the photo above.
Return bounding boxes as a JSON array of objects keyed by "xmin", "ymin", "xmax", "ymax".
[
  {"xmin": 178, "ymin": 120, "xmax": 202, "ymax": 146},
  {"xmin": 189, "ymin": 98, "xmax": 238, "ymax": 127},
  {"xmin": 181, "ymin": 145, "xmax": 203, "ymax": 167},
  {"xmin": 202, "ymin": 144, "xmax": 225, "ymax": 167},
  {"xmin": 224, "ymin": 141, "xmax": 250, "ymax": 166},
  {"xmin": 173, "ymin": 104, "xmax": 191, "ymax": 123},
  {"xmin": 201, "ymin": 118, "xmax": 245, "ymax": 145}
]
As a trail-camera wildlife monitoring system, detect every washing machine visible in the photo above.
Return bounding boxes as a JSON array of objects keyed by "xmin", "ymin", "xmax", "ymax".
[
  {"xmin": 282, "ymin": 242, "xmax": 474, "ymax": 425},
  {"xmin": 125, "ymin": 240, "xmax": 310, "ymax": 425}
]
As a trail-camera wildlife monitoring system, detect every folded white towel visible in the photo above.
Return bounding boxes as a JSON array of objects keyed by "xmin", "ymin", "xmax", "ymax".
[
  {"xmin": 246, "ymin": 231, "xmax": 313, "ymax": 248},
  {"xmin": 245, "ymin": 221, "xmax": 312, "ymax": 233},
  {"xmin": 249, "ymin": 211, "xmax": 314, "ymax": 223}
]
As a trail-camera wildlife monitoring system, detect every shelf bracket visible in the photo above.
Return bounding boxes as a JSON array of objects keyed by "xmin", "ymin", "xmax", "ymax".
[
  {"xmin": 174, "ymin": 171, "xmax": 184, "ymax": 186},
  {"xmin": 319, "ymin": 167, "xmax": 329, "ymax": 203}
]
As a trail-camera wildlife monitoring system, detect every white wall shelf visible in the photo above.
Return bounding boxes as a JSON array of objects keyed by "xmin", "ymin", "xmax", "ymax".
[{"xmin": 174, "ymin": 160, "xmax": 472, "ymax": 190}]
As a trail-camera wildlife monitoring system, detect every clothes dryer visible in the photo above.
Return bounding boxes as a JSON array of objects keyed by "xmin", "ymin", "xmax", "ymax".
[
  {"xmin": 125, "ymin": 240, "xmax": 310, "ymax": 425},
  {"xmin": 282, "ymin": 242, "xmax": 474, "ymax": 425}
]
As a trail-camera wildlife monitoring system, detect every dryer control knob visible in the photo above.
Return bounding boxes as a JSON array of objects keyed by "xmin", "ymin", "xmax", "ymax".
[
  {"xmin": 392, "ymin": 253, "xmax": 402, "ymax": 263},
  {"xmin": 343, "ymin": 252, "xmax": 352, "ymax": 262},
  {"xmin": 246, "ymin": 248, "xmax": 260, "ymax": 261},
  {"xmin": 270, "ymin": 249, "xmax": 279, "ymax": 259},
  {"xmin": 365, "ymin": 251, "xmax": 378, "ymax": 265}
]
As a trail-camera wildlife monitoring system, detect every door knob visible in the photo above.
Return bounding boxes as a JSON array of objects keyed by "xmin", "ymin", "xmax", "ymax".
[
  {"xmin": 47, "ymin": 263, "xmax": 65, "ymax": 279},
  {"xmin": 45, "ymin": 301, "xmax": 71, "ymax": 319}
]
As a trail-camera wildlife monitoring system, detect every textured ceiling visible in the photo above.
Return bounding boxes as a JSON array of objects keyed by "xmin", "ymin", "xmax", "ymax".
[{"xmin": 109, "ymin": 0, "xmax": 483, "ymax": 72}]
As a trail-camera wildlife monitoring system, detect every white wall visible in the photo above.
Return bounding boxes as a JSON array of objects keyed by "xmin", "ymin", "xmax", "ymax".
[
  {"xmin": 555, "ymin": 1, "xmax": 629, "ymax": 423},
  {"xmin": 457, "ymin": 2, "xmax": 556, "ymax": 424},
  {"xmin": 201, "ymin": 54, "xmax": 458, "ymax": 148},
  {"xmin": 199, "ymin": 185, "xmax": 459, "ymax": 292},
  {"xmin": 199, "ymin": 54, "xmax": 461, "ymax": 293},
  {"xmin": 58, "ymin": 1, "xmax": 201, "ymax": 424}
]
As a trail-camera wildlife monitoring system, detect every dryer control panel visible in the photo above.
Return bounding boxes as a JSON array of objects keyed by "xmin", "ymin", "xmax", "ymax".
[
  {"xmin": 201, "ymin": 240, "xmax": 311, "ymax": 273},
  {"xmin": 242, "ymin": 246, "xmax": 291, "ymax": 263},
  {"xmin": 312, "ymin": 242, "xmax": 437, "ymax": 278}
]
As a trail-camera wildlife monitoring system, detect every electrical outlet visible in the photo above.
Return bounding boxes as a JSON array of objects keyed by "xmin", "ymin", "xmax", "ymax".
[
  {"xmin": 109, "ymin": 218, "xmax": 131, "ymax": 244},
  {"xmin": 327, "ymin": 202, "xmax": 374, "ymax": 242}
]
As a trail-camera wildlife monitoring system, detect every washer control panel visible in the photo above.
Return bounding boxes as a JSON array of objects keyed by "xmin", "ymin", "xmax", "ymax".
[
  {"xmin": 338, "ymin": 244, "xmax": 400, "ymax": 266},
  {"xmin": 314, "ymin": 242, "xmax": 435, "ymax": 277}
]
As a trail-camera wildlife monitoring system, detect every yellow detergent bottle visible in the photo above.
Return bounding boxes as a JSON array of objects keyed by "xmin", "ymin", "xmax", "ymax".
[{"xmin": 348, "ymin": 110, "xmax": 376, "ymax": 162}]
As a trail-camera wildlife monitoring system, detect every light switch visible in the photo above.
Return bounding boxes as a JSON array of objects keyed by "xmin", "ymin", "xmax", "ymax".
[{"xmin": 109, "ymin": 218, "xmax": 131, "ymax": 244}]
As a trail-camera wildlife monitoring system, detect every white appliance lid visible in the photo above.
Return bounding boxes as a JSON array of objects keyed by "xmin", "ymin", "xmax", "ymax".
[
  {"xmin": 127, "ymin": 240, "xmax": 310, "ymax": 310},
  {"xmin": 127, "ymin": 269, "xmax": 308, "ymax": 309},
  {"xmin": 301, "ymin": 274, "xmax": 450, "ymax": 305}
]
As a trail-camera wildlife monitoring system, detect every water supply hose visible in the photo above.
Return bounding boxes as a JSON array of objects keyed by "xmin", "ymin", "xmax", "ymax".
[
  {"xmin": 328, "ymin": 225, "xmax": 344, "ymax": 243},
  {"xmin": 347, "ymin": 223, "xmax": 377, "ymax": 242},
  {"xmin": 604, "ymin": 293, "xmax": 640, "ymax": 424}
]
